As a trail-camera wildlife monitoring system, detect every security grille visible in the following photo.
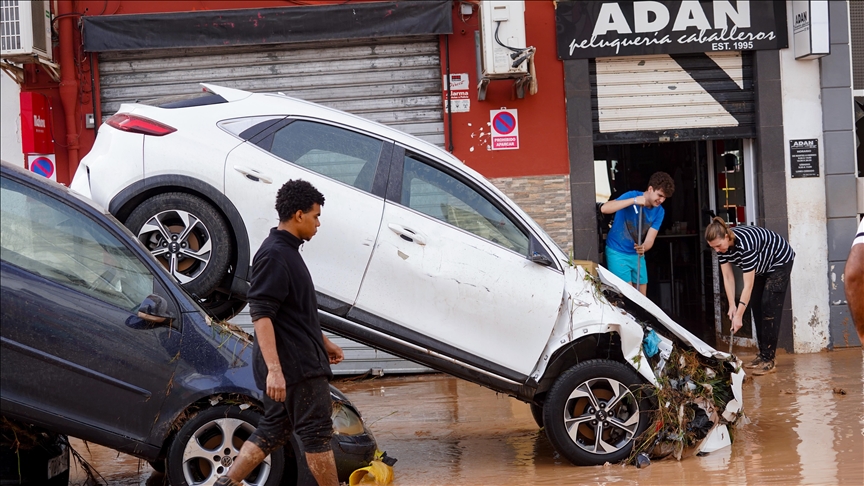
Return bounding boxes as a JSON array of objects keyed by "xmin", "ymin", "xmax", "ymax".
[
  {"xmin": 852, "ymin": 0, "xmax": 864, "ymax": 91},
  {"xmin": 98, "ymin": 37, "xmax": 444, "ymax": 146}
]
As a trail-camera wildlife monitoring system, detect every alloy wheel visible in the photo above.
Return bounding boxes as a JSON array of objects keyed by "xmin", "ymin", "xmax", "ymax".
[
  {"xmin": 562, "ymin": 377, "xmax": 642, "ymax": 455},
  {"xmin": 181, "ymin": 417, "xmax": 272, "ymax": 486},
  {"xmin": 138, "ymin": 209, "xmax": 212, "ymax": 284}
]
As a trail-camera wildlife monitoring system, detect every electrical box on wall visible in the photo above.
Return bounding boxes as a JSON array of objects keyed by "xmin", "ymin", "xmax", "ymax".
[
  {"xmin": 479, "ymin": 0, "xmax": 528, "ymax": 77},
  {"xmin": 0, "ymin": 0, "xmax": 53, "ymax": 63}
]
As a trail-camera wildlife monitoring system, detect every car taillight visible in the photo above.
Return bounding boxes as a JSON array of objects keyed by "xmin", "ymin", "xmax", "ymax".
[{"xmin": 105, "ymin": 113, "xmax": 177, "ymax": 136}]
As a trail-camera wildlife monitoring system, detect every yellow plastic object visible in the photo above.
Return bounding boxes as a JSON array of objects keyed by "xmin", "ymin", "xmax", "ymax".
[{"xmin": 349, "ymin": 457, "xmax": 394, "ymax": 486}]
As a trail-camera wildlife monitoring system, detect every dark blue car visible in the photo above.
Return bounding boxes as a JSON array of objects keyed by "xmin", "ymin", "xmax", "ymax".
[{"xmin": 0, "ymin": 161, "xmax": 376, "ymax": 485}]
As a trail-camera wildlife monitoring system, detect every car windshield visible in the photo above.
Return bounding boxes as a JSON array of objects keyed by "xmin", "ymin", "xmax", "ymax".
[{"xmin": 1, "ymin": 176, "xmax": 154, "ymax": 312}]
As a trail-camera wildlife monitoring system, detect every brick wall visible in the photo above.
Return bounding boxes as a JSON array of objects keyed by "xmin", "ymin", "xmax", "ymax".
[{"xmin": 490, "ymin": 175, "xmax": 573, "ymax": 253}]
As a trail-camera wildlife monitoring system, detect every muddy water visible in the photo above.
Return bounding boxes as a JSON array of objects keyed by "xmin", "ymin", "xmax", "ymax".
[{"xmin": 69, "ymin": 349, "xmax": 862, "ymax": 485}]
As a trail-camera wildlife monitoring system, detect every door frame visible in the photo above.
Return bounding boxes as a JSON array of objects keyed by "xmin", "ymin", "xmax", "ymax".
[{"xmin": 706, "ymin": 139, "xmax": 759, "ymax": 349}]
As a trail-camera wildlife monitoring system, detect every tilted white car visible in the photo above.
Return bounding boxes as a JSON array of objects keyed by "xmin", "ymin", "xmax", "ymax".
[{"xmin": 73, "ymin": 84, "xmax": 743, "ymax": 466}]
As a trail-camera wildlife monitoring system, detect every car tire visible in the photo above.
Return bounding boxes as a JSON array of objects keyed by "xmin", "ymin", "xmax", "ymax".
[
  {"xmin": 542, "ymin": 359, "xmax": 653, "ymax": 466},
  {"xmin": 198, "ymin": 294, "xmax": 248, "ymax": 323},
  {"xmin": 125, "ymin": 193, "xmax": 232, "ymax": 300},
  {"xmin": 166, "ymin": 405, "xmax": 284, "ymax": 486}
]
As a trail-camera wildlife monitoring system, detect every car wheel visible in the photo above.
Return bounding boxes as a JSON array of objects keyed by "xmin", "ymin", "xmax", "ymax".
[
  {"xmin": 166, "ymin": 405, "xmax": 284, "ymax": 486},
  {"xmin": 529, "ymin": 402, "xmax": 544, "ymax": 429},
  {"xmin": 126, "ymin": 193, "xmax": 232, "ymax": 299},
  {"xmin": 542, "ymin": 359, "xmax": 653, "ymax": 466}
]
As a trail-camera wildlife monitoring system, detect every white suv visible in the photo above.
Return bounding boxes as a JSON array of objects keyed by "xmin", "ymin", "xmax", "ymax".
[{"xmin": 73, "ymin": 84, "xmax": 743, "ymax": 466}]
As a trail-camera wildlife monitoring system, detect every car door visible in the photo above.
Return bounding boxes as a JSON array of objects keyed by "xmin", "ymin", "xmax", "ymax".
[
  {"xmin": 0, "ymin": 175, "xmax": 179, "ymax": 441},
  {"xmin": 224, "ymin": 118, "xmax": 390, "ymax": 308},
  {"xmin": 352, "ymin": 149, "xmax": 565, "ymax": 379}
]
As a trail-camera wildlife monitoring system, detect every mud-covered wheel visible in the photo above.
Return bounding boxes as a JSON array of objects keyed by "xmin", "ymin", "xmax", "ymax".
[
  {"xmin": 166, "ymin": 405, "xmax": 284, "ymax": 486},
  {"xmin": 126, "ymin": 193, "xmax": 232, "ymax": 300},
  {"xmin": 529, "ymin": 402, "xmax": 544, "ymax": 429},
  {"xmin": 543, "ymin": 359, "xmax": 653, "ymax": 466}
]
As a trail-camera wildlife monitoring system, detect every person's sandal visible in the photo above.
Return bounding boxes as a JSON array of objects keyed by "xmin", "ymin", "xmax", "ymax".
[{"xmin": 752, "ymin": 360, "xmax": 776, "ymax": 376}]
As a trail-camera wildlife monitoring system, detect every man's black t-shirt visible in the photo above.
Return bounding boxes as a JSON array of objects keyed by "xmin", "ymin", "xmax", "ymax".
[{"xmin": 247, "ymin": 228, "xmax": 332, "ymax": 388}]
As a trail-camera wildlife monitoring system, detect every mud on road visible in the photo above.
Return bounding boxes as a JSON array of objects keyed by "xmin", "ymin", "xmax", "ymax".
[{"xmin": 69, "ymin": 348, "xmax": 863, "ymax": 485}]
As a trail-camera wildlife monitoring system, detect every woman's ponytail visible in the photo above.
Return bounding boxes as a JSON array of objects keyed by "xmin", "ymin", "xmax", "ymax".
[{"xmin": 705, "ymin": 216, "xmax": 735, "ymax": 243}]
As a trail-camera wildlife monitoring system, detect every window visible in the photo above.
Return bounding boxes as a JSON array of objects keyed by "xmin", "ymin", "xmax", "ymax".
[
  {"xmin": 401, "ymin": 155, "xmax": 529, "ymax": 255},
  {"xmin": 0, "ymin": 177, "xmax": 154, "ymax": 311},
  {"xmin": 270, "ymin": 121, "xmax": 383, "ymax": 192}
]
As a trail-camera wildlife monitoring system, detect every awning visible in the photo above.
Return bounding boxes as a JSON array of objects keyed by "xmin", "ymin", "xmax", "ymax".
[{"xmin": 83, "ymin": 1, "xmax": 452, "ymax": 52}]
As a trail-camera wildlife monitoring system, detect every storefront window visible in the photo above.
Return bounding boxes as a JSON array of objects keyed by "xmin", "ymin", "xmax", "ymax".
[{"xmin": 713, "ymin": 139, "xmax": 746, "ymax": 226}]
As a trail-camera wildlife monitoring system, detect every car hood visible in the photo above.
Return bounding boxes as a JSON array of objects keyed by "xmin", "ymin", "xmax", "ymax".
[{"xmin": 595, "ymin": 266, "xmax": 731, "ymax": 361}]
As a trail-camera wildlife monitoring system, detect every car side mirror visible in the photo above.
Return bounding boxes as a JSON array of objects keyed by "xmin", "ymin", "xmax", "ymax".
[
  {"xmin": 531, "ymin": 253, "xmax": 553, "ymax": 266},
  {"xmin": 137, "ymin": 294, "xmax": 175, "ymax": 324}
]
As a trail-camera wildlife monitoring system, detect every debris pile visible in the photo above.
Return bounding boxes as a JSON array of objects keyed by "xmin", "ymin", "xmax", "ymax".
[{"xmin": 633, "ymin": 333, "xmax": 744, "ymax": 462}]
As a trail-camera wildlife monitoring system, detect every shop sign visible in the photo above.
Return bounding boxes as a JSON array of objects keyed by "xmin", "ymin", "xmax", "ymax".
[
  {"xmin": 789, "ymin": 139, "xmax": 819, "ymax": 178},
  {"xmin": 792, "ymin": 0, "xmax": 830, "ymax": 60},
  {"xmin": 490, "ymin": 109, "xmax": 519, "ymax": 150},
  {"xmin": 556, "ymin": 1, "xmax": 788, "ymax": 60},
  {"xmin": 444, "ymin": 73, "xmax": 470, "ymax": 113}
]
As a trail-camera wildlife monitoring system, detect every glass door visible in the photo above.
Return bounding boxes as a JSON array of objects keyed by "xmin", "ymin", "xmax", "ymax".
[{"xmin": 707, "ymin": 139, "xmax": 758, "ymax": 349}]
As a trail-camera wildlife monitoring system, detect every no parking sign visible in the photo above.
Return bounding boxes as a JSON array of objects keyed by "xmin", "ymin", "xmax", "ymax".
[
  {"xmin": 27, "ymin": 154, "xmax": 57, "ymax": 181},
  {"xmin": 490, "ymin": 109, "xmax": 519, "ymax": 150}
]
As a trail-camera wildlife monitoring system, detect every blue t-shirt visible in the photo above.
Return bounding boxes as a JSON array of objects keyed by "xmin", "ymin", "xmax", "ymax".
[{"xmin": 606, "ymin": 190, "xmax": 664, "ymax": 255}]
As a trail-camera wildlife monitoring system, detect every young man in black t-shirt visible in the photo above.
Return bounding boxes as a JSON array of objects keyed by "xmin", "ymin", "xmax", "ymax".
[{"xmin": 218, "ymin": 179, "xmax": 343, "ymax": 486}]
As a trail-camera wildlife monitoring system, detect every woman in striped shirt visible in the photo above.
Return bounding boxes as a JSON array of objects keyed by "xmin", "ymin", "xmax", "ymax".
[{"xmin": 705, "ymin": 217, "xmax": 795, "ymax": 375}]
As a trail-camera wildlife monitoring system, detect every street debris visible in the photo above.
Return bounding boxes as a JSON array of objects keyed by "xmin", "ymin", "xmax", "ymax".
[
  {"xmin": 631, "ymin": 344, "xmax": 743, "ymax": 462},
  {"xmin": 832, "ymin": 387, "xmax": 847, "ymax": 395},
  {"xmin": 349, "ymin": 450, "xmax": 397, "ymax": 485},
  {"xmin": 588, "ymin": 268, "xmax": 745, "ymax": 465}
]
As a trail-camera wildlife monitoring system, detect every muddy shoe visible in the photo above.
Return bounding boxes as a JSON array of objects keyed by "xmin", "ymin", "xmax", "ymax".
[
  {"xmin": 744, "ymin": 357, "xmax": 767, "ymax": 369},
  {"xmin": 752, "ymin": 360, "xmax": 776, "ymax": 376},
  {"xmin": 214, "ymin": 477, "xmax": 242, "ymax": 486}
]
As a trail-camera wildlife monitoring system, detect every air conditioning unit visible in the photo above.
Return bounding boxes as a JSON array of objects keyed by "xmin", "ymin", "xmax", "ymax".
[
  {"xmin": 479, "ymin": 0, "xmax": 528, "ymax": 78},
  {"xmin": 0, "ymin": 0, "xmax": 52, "ymax": 63}
]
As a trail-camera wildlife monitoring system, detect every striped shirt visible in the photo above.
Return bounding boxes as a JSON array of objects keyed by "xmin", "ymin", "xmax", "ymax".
[
  {"xmin": 854, "ymin": 219, "xmax": 864, "ymax": 247},
  {"xmin": 717, "ymin": 225, "xmax": 795, "ymax": 275}
]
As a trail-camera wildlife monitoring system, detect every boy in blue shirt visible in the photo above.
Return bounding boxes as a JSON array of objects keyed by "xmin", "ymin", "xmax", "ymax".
[{"xmin": 600, "ymin": 172, "xmax": 675, "ymax": 296}]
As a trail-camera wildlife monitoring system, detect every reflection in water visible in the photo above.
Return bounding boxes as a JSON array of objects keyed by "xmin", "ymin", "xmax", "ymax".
[
  {"xmin": 67, "ymin": 349, "xmax": 863, "ymax": 485},
  {"xmin": 793, "ymin": 353, "xmax": 836, "ymax": 484}
]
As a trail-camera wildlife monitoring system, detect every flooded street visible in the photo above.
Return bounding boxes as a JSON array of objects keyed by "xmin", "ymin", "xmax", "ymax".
[{"xmin": 69, "ymin": 349, "xmax": 863, "ymax": 485}]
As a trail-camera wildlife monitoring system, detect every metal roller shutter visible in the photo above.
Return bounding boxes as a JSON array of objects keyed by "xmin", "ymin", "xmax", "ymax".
[
  {"xmin": 591, "ymin": 51, "xmax": 754, "ymax": 143},
  {"xmin": 97, "ymin": 36, "xmax": 444, "ymax": 145},
  {"xmin": 97, "ymin": 37, "xmax": 441, "ymax": 375}
]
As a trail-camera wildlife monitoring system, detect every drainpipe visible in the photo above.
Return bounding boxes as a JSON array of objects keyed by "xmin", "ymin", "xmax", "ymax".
[{"xmin": 57, "ymin": 0, "xmax": 80, "ymax": 179}]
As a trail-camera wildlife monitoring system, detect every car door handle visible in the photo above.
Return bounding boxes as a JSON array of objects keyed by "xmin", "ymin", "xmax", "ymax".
[
  {"xmin": 233, "ymin": 165, "xmax": 273, "ymax": 184},
  {"xmin": 388, "ymin": 223, "xmax": 426, "ymax": 246}
]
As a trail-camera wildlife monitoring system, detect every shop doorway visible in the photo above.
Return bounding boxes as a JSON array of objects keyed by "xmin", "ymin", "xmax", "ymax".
[{"xmin": 594, "ymin": 140, "xmax": 757, "ymax": 346}]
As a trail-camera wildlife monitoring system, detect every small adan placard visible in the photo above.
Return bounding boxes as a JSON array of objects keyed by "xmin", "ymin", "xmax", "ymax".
[
  {"xmin": 789, "ymin": 139, "xmax": 819, "ymax": 178},
  {"xmin": 490, "ymin": 109, "xmax": 519, "ymax": 150}
]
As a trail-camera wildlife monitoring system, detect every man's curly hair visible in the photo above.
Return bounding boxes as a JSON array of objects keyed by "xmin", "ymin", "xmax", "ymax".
[
  {"xmin": 275, "ymin": 179, "xmax": 325, "ymax": 222},
  {"xmin": 648, "ymin": 171, "xmax": 675, "ymax": 197}
]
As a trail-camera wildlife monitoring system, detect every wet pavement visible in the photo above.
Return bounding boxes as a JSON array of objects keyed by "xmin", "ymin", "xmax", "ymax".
[{"xmin": 69, "ymin": 348, "xmax": 863, "ymax": 485}]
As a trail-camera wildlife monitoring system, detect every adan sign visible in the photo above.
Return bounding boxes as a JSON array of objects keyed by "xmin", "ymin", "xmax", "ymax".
[{"xmin": 556, "ymin": 1, "xmax": 788, "ymax": 60}]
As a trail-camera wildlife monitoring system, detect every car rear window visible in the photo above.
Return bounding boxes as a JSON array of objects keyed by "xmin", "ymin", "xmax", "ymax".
[{"xmin": 157, "ymin": 93, "xmax": 228, "ymax": 109}]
